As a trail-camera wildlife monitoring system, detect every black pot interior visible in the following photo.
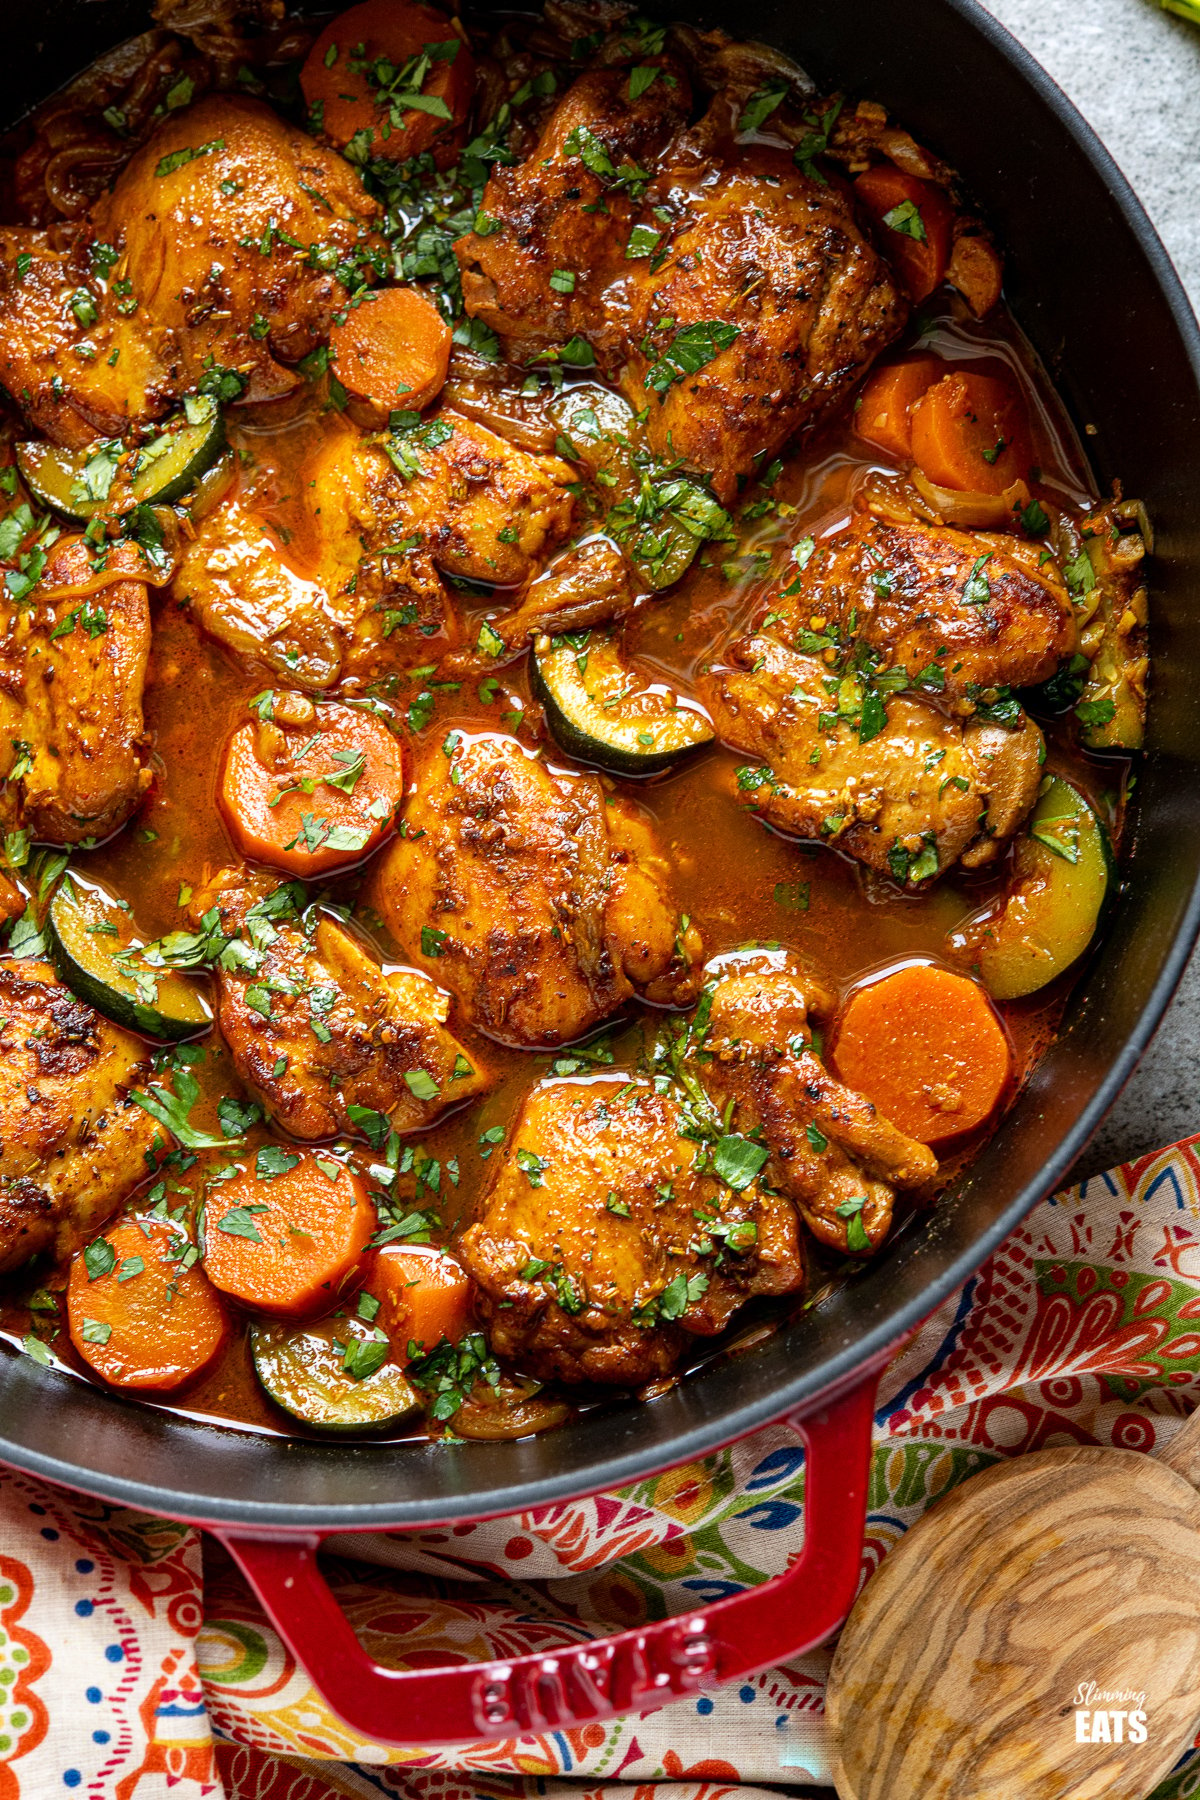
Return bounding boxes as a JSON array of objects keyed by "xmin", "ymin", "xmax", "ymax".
[{"xmin": 2, "ymin": 0, "xmax": 1199, "ymax": 1528}]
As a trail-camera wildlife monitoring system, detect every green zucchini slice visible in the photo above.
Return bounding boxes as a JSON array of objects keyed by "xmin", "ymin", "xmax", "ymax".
[
  {"xmin": 17, "ymin": 440, "xmax": 114, "ymax": 524},
  {"xmin": 252, "ymin": 1318, "xmax": 421, "ymax": 1433},
  {"xmin": 16, "ymin": 397, "xmax": 226, "ymax": 524},
  {"xmin": 531, "ymin": 630, "xmax": 714, "ymax": 775},
  {"xmin": 968, "ymin": 776, "xmax": 1114, "ymax": 1000},
  {"xmin": 48, "ymin": 873, "xmax": 212, "ymax": 1041}
]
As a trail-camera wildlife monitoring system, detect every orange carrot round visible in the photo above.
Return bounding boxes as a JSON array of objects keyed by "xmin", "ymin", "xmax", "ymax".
[
  {"xmin": 202, "ymin": 1151, "xmax": 375, "ymax": 1318},
  {"xmin": 368, "ymin": 1244, "xmax": 475, "ymax": 1360},
  {"xmin": 331, "ymin": 287, "xmax": 452, "ymax": 423},
  {"xmin": 301, "ymin": 0, "xmax": 474, "ymax": 168},
  {"xmin": 854, "ymin": 166, "xmax": 954, "ymax": 303},
  {"xmin": 831, "ymin": 962, "xmax": 1012, "ymax": 1146},
  {"xmin": 68, "ymin": 1216, "xmax": 229, "ymax": 1392},
  {"xmin": 855, "ymin": 353, "xmax": 945, "ymax": 461},
  {"xmin": 219, "ymin": 698, "xmax": 406, "ymax": 878},
  {"xmin": 909, "ymin": 368, "xmax": 1032, "ymax": 495}
]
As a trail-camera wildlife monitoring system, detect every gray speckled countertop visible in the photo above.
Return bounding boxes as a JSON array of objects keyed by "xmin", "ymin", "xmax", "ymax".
[
  {"xmin": 984, "ymin": 0, "xmax": 1200, "ymax": 1174},
  {"xmin": 986, "ymin": 0, "xmax": 1200, "ymax": 303}
]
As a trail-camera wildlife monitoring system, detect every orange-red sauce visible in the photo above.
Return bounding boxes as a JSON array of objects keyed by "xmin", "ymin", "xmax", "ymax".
[{"xmin": 0, "ymin": 88, "xmax": 1127, "ymax": 1439}]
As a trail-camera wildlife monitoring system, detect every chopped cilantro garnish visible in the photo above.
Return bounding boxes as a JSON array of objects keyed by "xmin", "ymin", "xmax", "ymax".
[{"xmin": 644, "ymin": 320, "xmax": 739, "ymax": 395}]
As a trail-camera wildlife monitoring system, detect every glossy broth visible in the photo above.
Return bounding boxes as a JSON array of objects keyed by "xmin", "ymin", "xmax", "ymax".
[{"xmin": 0, "ymin": 27, "xmax": 1128, "ymax": 1437}]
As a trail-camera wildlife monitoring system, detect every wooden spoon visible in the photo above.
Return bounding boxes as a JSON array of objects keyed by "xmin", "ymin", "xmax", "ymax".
[{"xmin": 826, "ymin": 1408, "xmax": 1200, "ymax": 1800}]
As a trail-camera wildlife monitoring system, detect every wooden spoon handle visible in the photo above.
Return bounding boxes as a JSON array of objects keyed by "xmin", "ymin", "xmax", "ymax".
[
  {"xmin": 1159, "ymin": 1403, "xmax": 1200, "ymax": 1488},
  {"xmin": 827, "ymin": 1445, "xmax": 1200, "ymax": 1800}
]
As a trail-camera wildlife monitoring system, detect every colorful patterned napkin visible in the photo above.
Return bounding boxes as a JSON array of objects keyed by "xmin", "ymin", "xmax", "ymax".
[{"xmin": 4, "ymin": 1137, "xmax": 1200, "ymax": 1800}]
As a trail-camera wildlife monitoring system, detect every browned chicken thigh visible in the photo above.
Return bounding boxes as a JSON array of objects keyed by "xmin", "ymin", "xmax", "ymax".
[
  {"xmin": 772, "ymin": 512, "xmax": 1075, "ymax": 698},
  {"xmin": 176, "ymin": 420, "xmax": 448, "ymax": 690},
  {"xmin": 191, "ymin": 867, "xmax": 488, "ymax": 1143},
  {"xmin": 398, "ymin": 414, "xmax": 577, "ymax": 585},
  {"xmin": 455, "ymin": 71, "xmax": 908, "ymax": 496},
  {"xmin": 0, "ymin": 229, "xmax": 178, "ymax": 449},
  {"xmin": 371, "ymin": 732, "xmax": 702, "ymax": 1047},
  {"xmin": 620, "ymin": 156, "xmax": 908, "ymax": 498},
  {"xmin": 456, "ymin": 63, "xmax": 694, "ymax": 363},
  {"xmin": 0, "ymin": 536, "xmax": 152, "ymax": 845},
  {"xmin": 175, "ymin": 419, "xmax": 442, "ymax": 690},
  {"xmin": 705, "ymin": 508, "xmax": 1069, "ymax": 882},
  {"xmin": 174, "ymin": 411, "xmax": 576, "ymax": 687},
  {"xmin": 0, "ymin": 960, "xmax": 162, "ymax": 1275},
  {"xmin": 708, "ymin": 635, "xmax": 1045, "ymax": 885},
  {"xmin": 699, "ymin": 957, "xmax": 937, "ymax": 1255},
  {"xmin": 90, "ymin": 95, "xmax": 384, "ymax": 404},
  {"xmin": 0, "ymin": 96, "xmax": 383, "ymax": 448},
  {"xmin": 458, "ymin": 1073, "xmax": 803, "ymax": 1385},
  {"xmin": 459, "ymin": 951, "xmax": 936, "ymax": 1385}
]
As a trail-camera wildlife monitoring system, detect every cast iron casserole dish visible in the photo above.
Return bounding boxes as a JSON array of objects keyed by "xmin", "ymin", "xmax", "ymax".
[{"xmin": 1, "ymin": 0, "xmax": 1199, "ymax": 1746}]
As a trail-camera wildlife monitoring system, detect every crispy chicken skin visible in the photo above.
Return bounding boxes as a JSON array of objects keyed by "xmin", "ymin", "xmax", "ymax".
[
  {"xmin": 708, "ymin": 636, "xmax": 1045, "ymax": 884},
  {"xmin": 0, "ymin": 537, "xmax": 152, "ymax": 845},
  {"xmin": 455, "ymin": 75, "xmax": 907, "ymax": 496},
  {"xmin": 192, "ymin": 868, "xmax": 488, "ymax": 1142},
  {"xmin": 456, "ymin": 64, "xmax": 694, "ymax": 363},
  {"xmin": 0, "ymin": 95, "xmax": 381, "ymax": 441},
  {"xmin": 700, "ymin": 959, "xmax": 937, "ymax": 1256},
  {"xmin": 774, "ymin": 513, "xmax": 1075, "ymax": 698},
  {"xmin": 0, "ymin": 960, "xmax": 162, "ymax": 1275},
  {"xmin": 90, "ymin": 96, "xmax": 383, "ymax": 404},
  {"xmin": 175, "ymin": 412, "xmax": 574, "ymax": 687},
  {"xmin": 399, "ymin": 415, "xmax": 577, "ymax": 586},
  {"xmin": 458, "ymin": 1074, "xmax": 803, "ymax": 1386},
  {"xmin": 459, "ymin": 954, "xmax": 936, "ymax": 1385},
  {"xmin": 174, "ymin": 421, "xmax": 451, "ymax": 690},
  {"xmin": 704, "ymin": 508, "xmax": 1066, "ymax": 882},
  {"xmin": 372, "ymin": 732, "xmax": 702, "ymax": 1047},
  {"xmin": 0, "ymin": 229, "xmax": 178, "ymax": 449},
  {"xmin": 620, "ymin": 156, "xmax": 908, "ymax": 500}
]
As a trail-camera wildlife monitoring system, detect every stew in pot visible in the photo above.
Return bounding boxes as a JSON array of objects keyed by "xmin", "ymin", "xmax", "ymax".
[{"xmin": 0, "ymin": 0, "xmax": 1148, "ymax": 1440}]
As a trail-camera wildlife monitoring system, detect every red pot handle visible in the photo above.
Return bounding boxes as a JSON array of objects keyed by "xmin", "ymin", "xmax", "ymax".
[{"xmin": 216, "ymin": 1371, "xmax": 877, "ymax": 1746}]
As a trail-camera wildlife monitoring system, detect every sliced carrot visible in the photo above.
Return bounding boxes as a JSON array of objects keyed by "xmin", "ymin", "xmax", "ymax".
[
  {"xmin": 368, "ymin": 1244, "xmax": 475, "ymax": 1361},
  {"xmin": 831, "ymin": 962, "xmax": 1012, "ymax": 1147},
  {"xmin": 855, "ymin": 353, "xmax": 945, "ymax": 460},
  {"xmin": 330, "ymin": 287, "xmax": 452, "ymax": 425},
  {"xmin": 301, "ymin": 0, "xmax": 474, "ymax": 168},
  {"xmin": 202, "ymin": 1151, "xmax": 374, "ymax": 1318},
  {"xmin": 219, "ymin": 697, "xmax": 406, "ymax": 878},
  {"xmin": 68, "ymin": 1216, "xmax": 229, "ymax": 1392},
  {"xmin": 909, "ymin": 368, "xmax": 1032, "ymax": 496},
  {"xmin": 854, "ymin": 166, "xmax": 954, "ymax": 303}
]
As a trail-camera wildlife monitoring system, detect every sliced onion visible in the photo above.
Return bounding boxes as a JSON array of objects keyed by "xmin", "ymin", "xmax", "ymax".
[
  {"xmin": 39, "ymin": 536, "xmax": 178, "ymax": 600},
  {"xmin": 910, "ymin": 468, "xmax": 1029, "ymax": 530},
  {"xmin": 686, "ymin": 34, "xmax": 814, "ymax": 100},
  {"xmin": 861, "ymin": 471, "xmax": 926, "ymax": 526},
  {"xmin": 44, "ymin": 142, "xmax": 127, "ymax": 217},
  {"xmin": 449, "ymin": 1381, "xmax": 571, "ymax": 1440},
  {"xmin": 441, "ymin": 381, "xmax": 556, "ymax": 454},
  {"xmin": 876, "ymin": 127, "xmax": 945, "ymax": 183},
  {"xmin": 38, "ymin": 567, "xmax": 169, "ymax": 601},
  {"xmin": 1116, "ymin": 495, "xmax": 1154, "ymax": 555}
]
